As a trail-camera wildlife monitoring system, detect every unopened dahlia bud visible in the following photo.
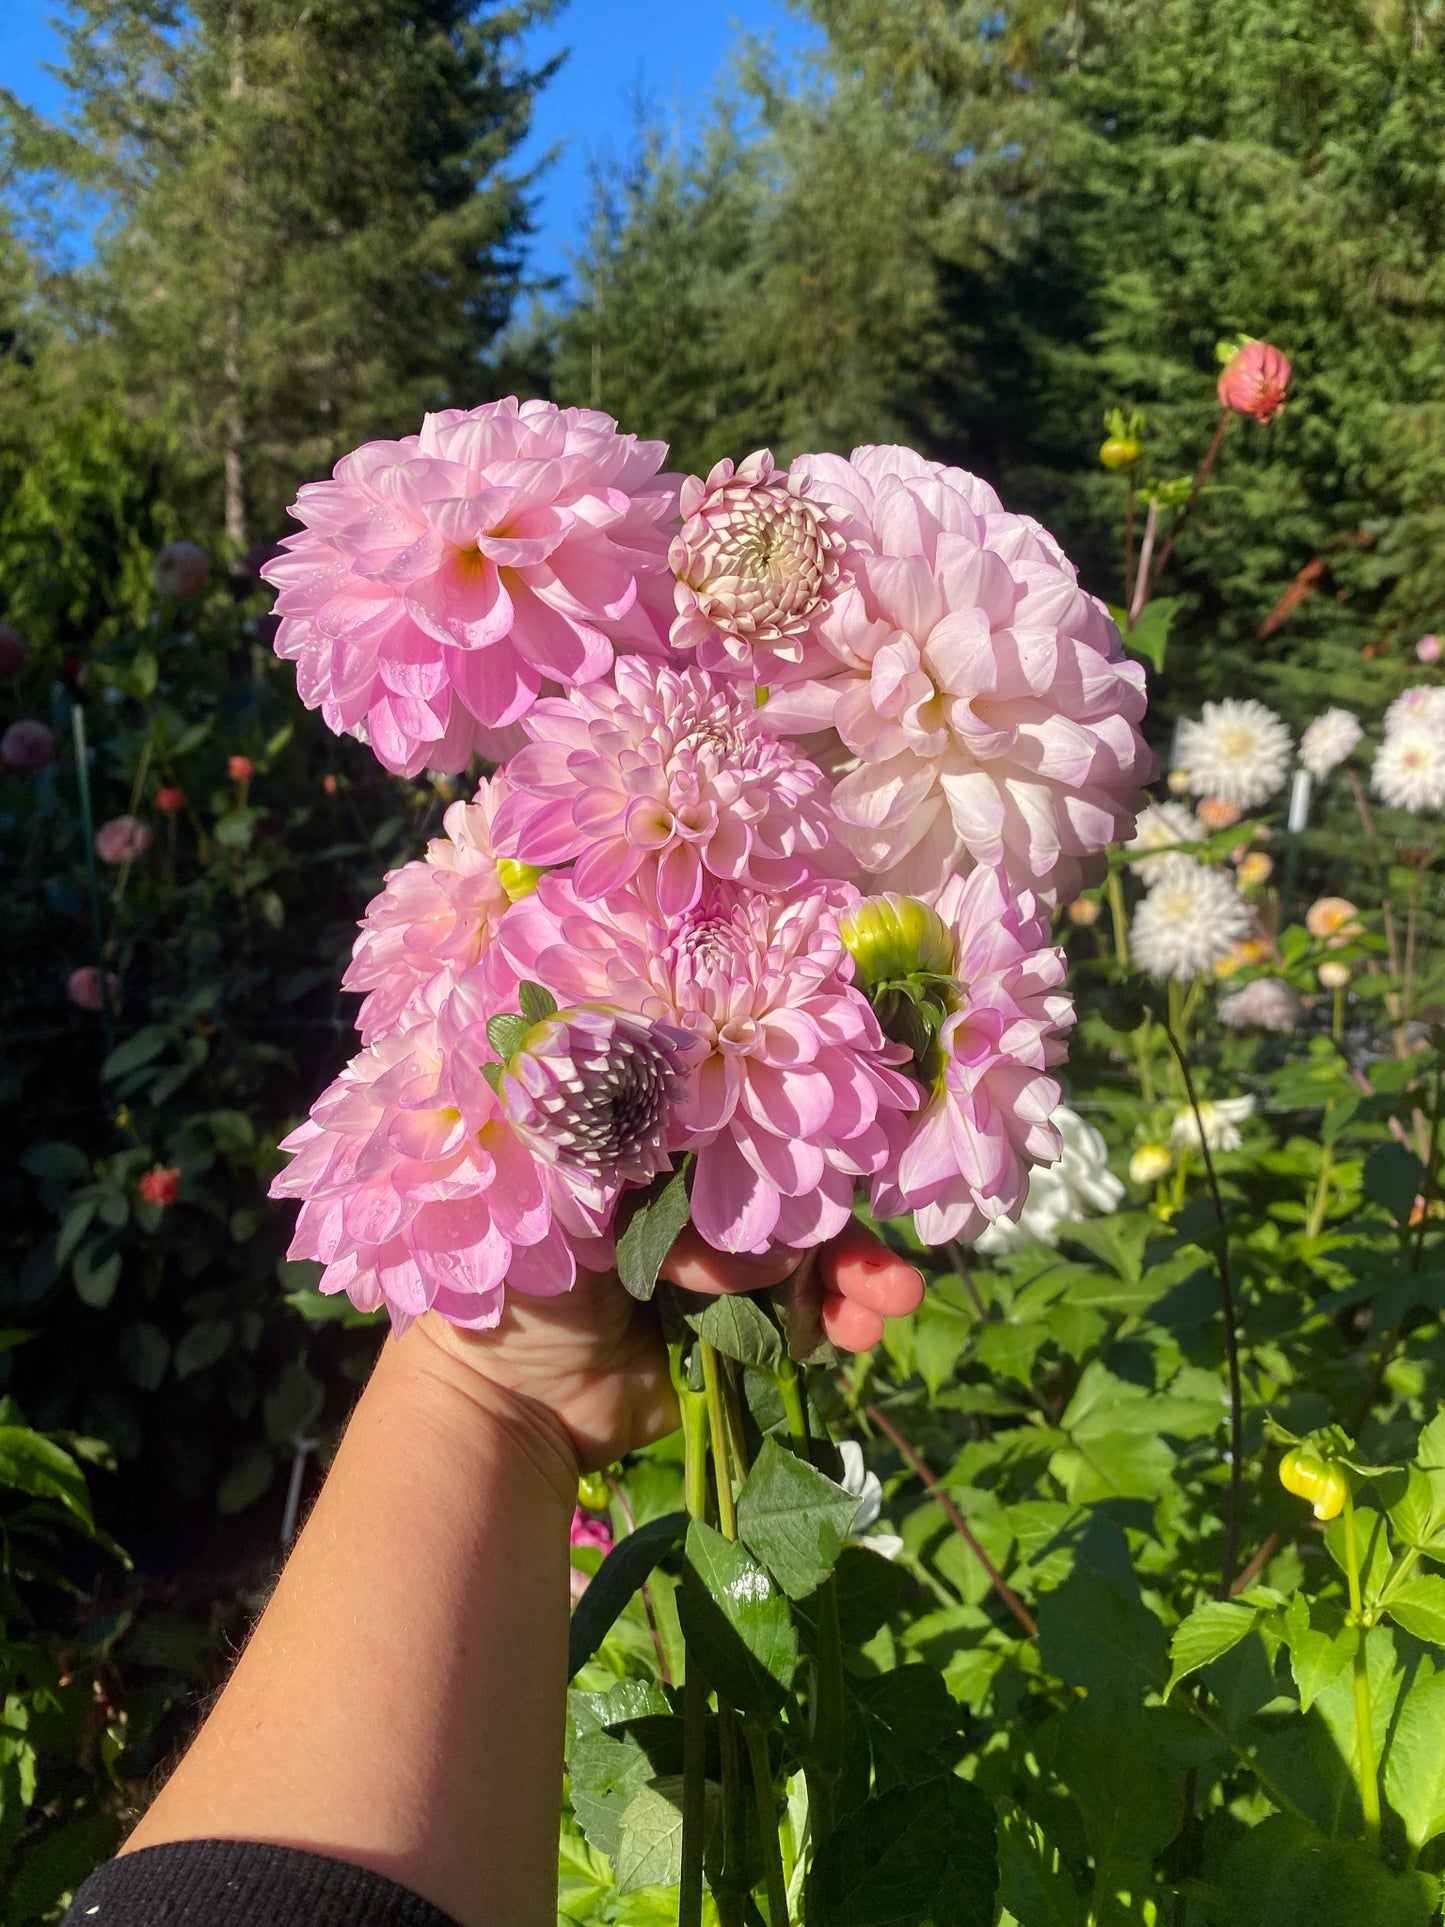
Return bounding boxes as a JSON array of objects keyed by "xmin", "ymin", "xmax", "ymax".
[
  {"xmin": 0, "ymin": 623, "xmax": 26, "ymax": 676},
  {"xmin": 499, "ymin": 1006, "xmax": 693, "ymax": 1190},
  {"xmin": 153, "ymin": 541, "xmax": 211, "ymax": 599},
  {"xmin": 1166, "ymin": 769, "xmax": 1192, "ymax": 796},
  {"xmin": 1066, "ymin": 897, "xmax": 1102, "ymax": 927},
  {"xmin": 2, "ymin": 718, "xmax": 56, "ymax": 772},
  {"xmin": 139, "ymin": 1165, "xmax": 181, "ymax": 1208},
  {"xmin": 839, "ymin": 894, "xmax": 955, "ymax": 988},
  {"xmin": 1236, "ymin": 851, "xmax": 1273, "ymax": 889},
  {"xmin": 1130, "ymin": 1143, "xmax": 1173, "ymax": 1186},
  {"xmin": 497, "ymin": 858, "xmax": 544, "ymax": 902},
  {"xmin": 1197, "ymin": 795, "xmax": 1242, "ymax": 832},
  {"xmin": 1318, "ymin": 960, "xmax": 1351, "ymax": 991},
  {"xmin": 1217, "ymin": 339, "xmax": 1291, "ymax": 423},
  {"xmin": 670, "ymin": 449, "xmax": 845, "ymax": 677},
  {"xmin": 154, "ymin": 785, "xmax": 185, "ymax": 813}
]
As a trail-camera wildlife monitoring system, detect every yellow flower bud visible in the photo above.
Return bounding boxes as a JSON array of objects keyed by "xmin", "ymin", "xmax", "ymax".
[
  {"xmin": 838, "ymin": 894, "xmax": 955, "ymax": 987},
  {"xmin": 1166, "ymin": 769, "xmax": 1192, "ymax": 796},
  {"xmin": 1236, "ymin": 851, "xmax": 1273, "ymax": 889},
  {"xmin": 1067, "ymin": 897, "xmax": 1102, "ymax": 927},
  {"xmin": 1279, "ymin": 1446, "xmax": 1348, "ymax": 1522},
  {"xmin": 497, "ymin": 858, "xmax": 544, "ymax": 902},
  {"xmin": 1318, "ymin": 960, "xmax": 1351, "ymax": 990},
  {"xmin": 1099, "ymin": 435, "xmax": 1143, "ymax": 472},
  {"xmin": 1129, "ymin": 1143, "xmax": 1173, "ymax": 1185}
]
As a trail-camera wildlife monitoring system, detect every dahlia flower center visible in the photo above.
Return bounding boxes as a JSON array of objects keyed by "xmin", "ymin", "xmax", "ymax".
[
  {"xmin": 1219, "ymin": 727, "xmax": 1258, "ymax": 759},
  {"xmin": 502, "ymin": 1010, "xmax": 678, "ymax": 1177}
]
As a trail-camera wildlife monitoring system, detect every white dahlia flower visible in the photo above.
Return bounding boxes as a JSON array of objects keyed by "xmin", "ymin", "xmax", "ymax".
[
  {"xmin": 1373, "ymin": 725, "xmax": 1445, "ymax": 814},
  {"xmin": 1126, "ymin": 800, "xmax": 1203, "ymax": 885},
  {"xmin": 1298, "ymin": 708, "xmax": 1362, "ymax": 781},
  {"xmin": 1383, "ymin": 685, "xmax": 1445, "ymax": 738},
  {"xmin": 1130, "ymin": 858, "xmax": 1253, "ymax": 982},
  {"xmin": 1171, "ymin": 1095, "xmax": 1255, "ymax": 1154},
  {"xmin": 1176, "ymin": 699, "xmax": 1292, "ymax": 808},
  {"xmin": 837, "ymin": 1442, "xmax": 904, "ymax": 1561},
  {"xmin": 974, "ymin": 1106, "xmax": 1124, "ymax": 1254}
]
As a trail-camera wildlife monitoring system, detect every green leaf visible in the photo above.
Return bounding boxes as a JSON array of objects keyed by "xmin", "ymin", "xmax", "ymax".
[
  {"xmin": 616, "ymin": 1162, "xmax": 692, "ymax": 1303},
  {"xmin": 0, "ymin": 1426, "xmax": 94, "ymax": 1530},
  {"xmin": 72, "ymin": 1243, "xmax": 121, "ymax": 1309},
  {"xmin": 3, "ymin": 1810, "xmax": 119, "ymax": 1924},
  {"xmin": 217, "ymin": 1444, "xmax": 275, "ymax": 1514},
  {"xmin": 124, "ymin": 647, "xmax": 158, "ymax": 698},
  {"xmin": 1388, "ymin": 1465, "xmax": 1445, "ymax": 1549},
  {"xmin": 1119, "ymin": 594, "xmax": 1178, "ymax": 671},
  {"xmin": 676, "ymin": 1519, "xmax": 797, "ymax": 1715},
  {"xmin": 1036, "ymin": 1567, "xmax": 1169, "ymax": 1697},
  {"xmin": 852, "ymin": 1665, "xmax": 961, "ymax": 1793},
  {"xmin": 1164, "ymin": 1599, "xmax": 1260, "ymax": 1698},
  {"xmin": 174, "ymin": 1317, "xmax": 233, "ymax": 1379},
  {"xmin": 680, "ymin": 1290, "xmax": 781, "ymax": 1369},
  {"xmin": 1220, "ymin": 1813, "xmax": 1435, "ymax": 1927},
  {"xmin": 101, "ymin": 1025, "xmax": 171, "ymax": 1081},
  {"xmin": 1383, "ymin": 1574, "xmax": 1445, "ymax": 1643},
  {"xmin": 117, "ymin": 1320, "xmax": 170, "ymax": 1392},
  {"xmin": 613, "ymin": 1781, "xmax": 686, "ymax": 1896},
  {"xmin": 735, "ymin": 1437, "xmax": 860, "ymax": 1600},
  {"xmin": 1384, "ymin": 1669, "xmax": 1445, "ymax": 1850},
  {"xmin": 54, "ymin": 1197, "xmax": 98, "ymax": 1271},
  {"xmin": 1283, "ymin": 1597, "xmax": 1357, "ymax": 1714},
  {"xmin": 486, "ymin": 1012, "xmax": 531, "ymax": 1060},
  {"xmin": 1362, "ymin": 1144, "xmax": 1427, "ymax": 1225},
  {"xmin": 568, "ymin": 1512, "xmax": 687, "ymax": 1679},
  {"xmin": 809, "ymin": 1775, "xmax": 997, "ymax": 1926},
  {"xmin": 996, "ymin": 1801, "xmax": 1083, "ymax": 1927},
  {"xmin": 518, "ymin": 980, "xmax": 558, "ymax": 1024},
  {"xmin": 19, "ymin": 1141, "xmax": 92, "ymax": 1184},
  {"xmin": 213, "ymin": 806, "xmax": 258, "ymax": 850},
  {"xmin": 263, "ymin": 1361, "xmax": 325, "ymax": 1444},
  {"xmin": 1055, "ymin": 1699, "xmax": 1182, "ymax": 1865}
]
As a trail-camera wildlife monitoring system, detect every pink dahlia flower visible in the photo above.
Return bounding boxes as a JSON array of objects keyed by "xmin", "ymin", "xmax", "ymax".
[
  {"xmin": 345, "ymin": 775, "xmax": 521, "ymax": 1045},
  {"xmin": 0, "ymin": 624, "xmax": 26, "ymax": 677},
  {"xmin": 492, "ymin": 658, "xmax": 838, "ymax": 918},
  {"xmin": 67, "ymin": 965, "xmax": 121, "ymax": 1012},
  {"xmin": 270, "ymin": 987, "xmax": 692, "ymax": 1329},
  {"xmin": 262, "ymin": 399, "xmax": 680, "ymax": 777},
  {"xmin": 669, "ymin": 449, "xmax": 845, "ymax": 682},
  {"xmin": 761, "ymin": 445, "xmax": 1152, "ymax": 905},
  {"xmin": 95, "ymin": 815, "xmax": 154, "ymax": 865},
  {"xmin": 499, "ymin": 878, "xmax": 919, "ymax": 1254},
  {"xmin": 869, "ymin": 866, "xmax": 1074, "ymax": 1244},
  {"xmin": 1217, "ymin": 340, "xmax": 1291, "ymax": 423},
  {"xmin": 570, "ymin": 1507, "xmax": 614, "ymax": 1554}
]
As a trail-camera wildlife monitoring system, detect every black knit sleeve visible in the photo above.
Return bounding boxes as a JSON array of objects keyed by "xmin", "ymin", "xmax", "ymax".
[{"xmin": 62, "ymin": 1838, "xmax": 465, "ymax": 1926}]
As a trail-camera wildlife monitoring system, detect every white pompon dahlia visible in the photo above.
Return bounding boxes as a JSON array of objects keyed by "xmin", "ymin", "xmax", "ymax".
[
  {"xmin": 974, "ymin": 1106, "xmax": 1124, "ymax": 1254},
  {"xmin": 344, "ymin": 774, "xmax": 524, "ymax": 1044},
  {"xmin": 1298, "ymin": 708, "xmax": 1362, "ymax": 781},
  {"xmin": 1176, "ymin": 699, "xmax": 1293, "ymax": 808},
  {"xmin": 759, "ymin": 445, "xmax": 1152, "ymax": 906},
  {"xmin": 670, "ymin": 450, "xmax": 846, "ymax": 682},
  {"xmin": 497, "ymin": 877, "xmax": 920, "ymax": 1254},
  {"xmin": 868, "ymin": 867, "xmax": 1076, "ymax": 1245},
  {"xmin": 1373, "ymin": 725, "xmax": 1445, "ymax": 814},
  {"xmin": 1130, "ymin": 857, "xmax": 1253, "ymax": 982},
  {"xmin": 491, "ymin": 658, "xmax": 838, "ymax": 917},
  {"xmin": 269, "ymin": 986, "xmax": 694, "ymax": 1328},
  {"xmin": 262, "ymin": 399, "xmax": 679, "ymax": 777},
  {"xmin": 1217, "ymin": 976, "xmax": 1302, "ymax": 1033},
  {"xmin": 1126, "ymin": 801, "xmax": 1203, "ymax": 885},
  {"xmin": 1384, "ymin": 685, "xmax": 1445, "ymax": 738}
]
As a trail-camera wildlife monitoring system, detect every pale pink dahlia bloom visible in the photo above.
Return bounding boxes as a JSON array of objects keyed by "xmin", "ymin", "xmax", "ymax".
[
  {"xmin": 262, "ymin": 399, "xmax": 680, "ymax": 777},
  {"xmin": 499, "ymin": 878, "xmax": 919, "ymax": 1254},
  {"xmin": 669, "ymin": 449, "xmax": 846, "ymax": 681},
  {"xmin": 270, "ymin": 987, "xmax": 692, "ymax": 1328},
  {"xmin": 344, "ymin": 775, "xmax": 520, "ymax": 1045},
  {"xmin": 870, "ymin": 866, "xmax": 1074, "ymax": 1245},
  {"xmin": 492, "ymin": 658, "xmax": 838, "ymax": 918},
  {"xmin": 761, "ymin": 445, "xmax": 1151, "ymax": 905},
  {"xmin": 95, "ymin": 815, "xmax": 154, "ymax": 865}
]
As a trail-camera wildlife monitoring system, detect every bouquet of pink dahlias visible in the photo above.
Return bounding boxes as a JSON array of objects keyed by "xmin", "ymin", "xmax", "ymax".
[{"xmin": 267, "ymin": 399, "xmax": 1150, "ymax": 1334}]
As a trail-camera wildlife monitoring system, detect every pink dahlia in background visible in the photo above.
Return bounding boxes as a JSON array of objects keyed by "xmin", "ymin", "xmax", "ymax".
[
  {"xmin": 95, "ymin": 815, "xmax": 153, "ymax": 865},
  {"xmin": 2, "ymin": 719, "xmax": 56, "ymax": 772},
  {"xmin": 0, "ymin": 623, "xmax": 26, "ymax": 676},
  {"xmin": 865, "ymin": 867, "xmax": 1074, "ymax": 1244},
  {"xmin": 761, "ymin": 445, "xmax": 1151, "ymax": 905},
  {"xmin": 499, "ymin": 878, "xmax": 919, "ymax": 1253},
  {"xmin": 262, "ymin": 399, "xmax": 681, "ymax": 778},
  {"xmin": 492, "ymin": 658, "xmax": 838, "ymax": 918},
  {"xmin": 1217, "ymin": 340, "xmax": 1291, "ymax": 423},
  {"xmin": 66, "ymin": 965, "xmax": 120, "ymax": 1012},
  {"xmin": 270, "ymin": 987, "xmax": 691, "ymax": 1327},
  {"xmin": 669, "ymin": 449, "xmax": 845, "ymax": 682},
  {"xmin": 345, "ymin": 775, "xmax": 523, "ymax": 1045}
]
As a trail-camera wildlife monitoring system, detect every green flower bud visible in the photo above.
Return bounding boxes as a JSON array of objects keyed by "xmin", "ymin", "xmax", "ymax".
[
  {"xmin": 497, "ymin": 858, "xmax": 544, "ymax": 902},
  {"xmin": 839, "ymin": 894, "xmax": 955, "ymax": 988}
]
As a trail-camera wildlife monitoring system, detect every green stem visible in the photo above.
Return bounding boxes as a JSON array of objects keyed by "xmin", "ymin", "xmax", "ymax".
[
  {"xmin": 680, "ymin": 1351, "xmax": 709, "ymax": 1927},
  {"xmin": 1133, "ymin": 1015, "xmax": 1156, "ymax": 1106},
  {"xmin": 745, "ymin": 1721, "xmax": 790, "ymax": 1927},
  {"xmin": 807, "ymin": 1575, "xmax": 845, "ymax": 1846},
  {"xmin": 1305, "ymin": 1145, "xmax": 1335, "ymax": 1241},
  {"xmin": 1107, "ymin": 867, "xmax": 1130, "ymax": 968},
  {"xmin": 716, "ymin": 1702, "xmax": 747, "ymax": 1927},
  {"xmin": 701, "ymin": 1341, "xmax": 738, "ymax": 1540},
  {"xmin": 774, "ymin": 1352, "xmax": 810, "ymax": 1457},
  {"xmin": 1343, "ymin": 1492, "xmax": 1381, "ymax": 1850},
  {"xmin": 70, "ymin": 704, "xmax": 116, "ymax": 1058}
]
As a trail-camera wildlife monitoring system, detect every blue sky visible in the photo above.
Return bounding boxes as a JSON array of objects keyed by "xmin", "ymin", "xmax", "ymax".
[{"xmin": 0, "ymin": 1, "xmax": 819, "ymax": 283}]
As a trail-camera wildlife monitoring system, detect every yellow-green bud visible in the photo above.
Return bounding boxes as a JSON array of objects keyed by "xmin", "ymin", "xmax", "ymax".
[
  {"xmin": 497, "ymin": 858, "xmax": 544, "ymax": 902},
  {"xmin": 1129, "ymin": 1142, "xmax": 1173, "ymax": 1185},
  {"xmin": 839, "ymin": 894, "xmax": 955, "ymax": 987}
]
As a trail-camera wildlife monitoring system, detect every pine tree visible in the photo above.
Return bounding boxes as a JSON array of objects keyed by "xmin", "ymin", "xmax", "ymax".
[{"xmin": 3, "ymin": 0, "xmax": 555, "ymax": 550}]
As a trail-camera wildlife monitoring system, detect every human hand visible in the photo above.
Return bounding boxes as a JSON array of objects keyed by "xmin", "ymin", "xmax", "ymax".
[{"xmin": 411, "ymin": 1219, "xmax": 925, "ymax": 1471}]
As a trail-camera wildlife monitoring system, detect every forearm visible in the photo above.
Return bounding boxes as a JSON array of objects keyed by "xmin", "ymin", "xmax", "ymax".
[{"xmin": 123, "ymin": 1324, "xmax": 578, "ymax": 1927}]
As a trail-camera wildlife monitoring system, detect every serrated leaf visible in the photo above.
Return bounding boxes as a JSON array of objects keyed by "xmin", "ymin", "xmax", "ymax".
[
  {"xmin": 1220, "ymin": 1813, "xmax": 1435, "ymax": 1927},
  {"xmin": 616, "ymin": 1162, "xmax": 692, "ymax": 1303},
  {"xmin": 486, "ymin": 1012, "xmax": 531, "ymax": 1060},
  {"xmin": 613, "ymin": 1781, "xmax": 686, "ymax": 1895},
  {"xmin": 735, "ymin": 1437, "xmax": 860, "ymax": 1600},
  {"xmin": 1383, "ymin": 1573, "xmax": 1445, "ymax": 1643},
  {"xmin": 1384, "ymin": 1669, "xmax": 1445, "ymax": 1849},
  {"xmin": 677, "ymin": 1519, "xmax": 797, "ymax": 1715},
  {"xmin": 1362, "ymin": 1143, "xmax": 1427, "ymax": 1225},
  {"xmin": 1164, "ymin": 1599, "xmax": 1260, "ymax": 1698},
  {"xmin": 996, "ymin": 1800, "xmax": 1083, "ymax": 1927},
  {"xmin": 809, "ymin": 1775, "xmax": 997, "ymax": 1926},
  {"xmin": 518, "ymin": 980, "xmax": 558, "ymax": 1023},
  {"xmin": 681, "ymin": 1290, "xmax": 781, "ymax": 1369}
]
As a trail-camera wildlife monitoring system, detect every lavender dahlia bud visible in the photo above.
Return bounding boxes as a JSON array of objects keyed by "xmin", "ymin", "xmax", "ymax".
[
  {"xmin": 499, "ymin": 1006, "xmax": 694, "ymax": 1190},
  {"xmin": 670, "ymin": 449, "xmax": 845, "ymax": 677}
]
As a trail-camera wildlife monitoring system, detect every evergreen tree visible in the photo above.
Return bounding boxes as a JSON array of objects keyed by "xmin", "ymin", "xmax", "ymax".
[{"xmin": 3, "ymin": 0, "xmax": 556, "ymax": 550}]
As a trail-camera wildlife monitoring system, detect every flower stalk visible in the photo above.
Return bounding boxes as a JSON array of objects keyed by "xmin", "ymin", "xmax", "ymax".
[{"xmin": 1341, "ymin": 1489, "xmax": 1381, "ymax": 1850}]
